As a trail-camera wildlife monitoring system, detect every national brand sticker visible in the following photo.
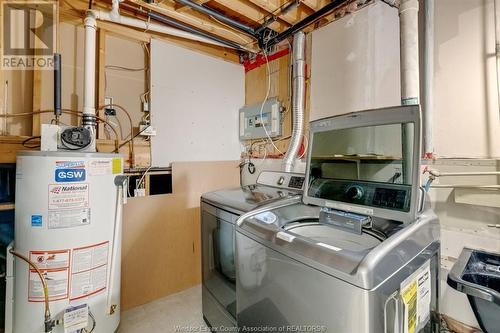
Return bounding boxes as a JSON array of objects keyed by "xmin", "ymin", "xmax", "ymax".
[{"xmin": 56, "ymin": 161, "xmax": 85, "ymax": 169}]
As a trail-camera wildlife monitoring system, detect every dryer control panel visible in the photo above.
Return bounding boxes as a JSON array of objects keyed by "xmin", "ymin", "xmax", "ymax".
[{"xmin": 257, "ymin": 171, "xmax": 305, "ymax": 191}]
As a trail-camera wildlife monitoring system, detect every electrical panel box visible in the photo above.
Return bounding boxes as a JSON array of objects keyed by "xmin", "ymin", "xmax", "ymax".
[{"xmin": 239, "ymin": 98, "xmax": 282, "ymax": 140}]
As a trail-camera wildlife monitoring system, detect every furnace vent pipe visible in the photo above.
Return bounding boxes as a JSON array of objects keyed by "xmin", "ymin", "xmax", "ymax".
[
  {"xmin": 83, "ymin": 10, "xmax": 97, "ymax": 151},
  {"xmin": 283, "ymin": 32, "xmax": 306, "ymax": 172},
  {"xmin": 399, "ymin": 0, "xmax": 419, "ymax": 183},
  {"xmin": 399, "ymin": 0, "xmax": 420, "ymax": 105}
]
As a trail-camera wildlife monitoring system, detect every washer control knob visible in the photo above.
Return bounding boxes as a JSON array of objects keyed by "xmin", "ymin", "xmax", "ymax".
[
  {"xmin": 346, "ymin": 186, "xmax": 364, "ymax": 200},
  {"xmin": 277, "ymin": 176, "xmax": 285, "ymax": 186}
]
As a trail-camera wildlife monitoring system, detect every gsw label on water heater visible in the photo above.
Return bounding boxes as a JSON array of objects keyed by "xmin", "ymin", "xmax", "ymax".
[
  {"xmin": 55, "ymin": 169, "xmax": 86, "ymax": 182},
  {"xmin": 55, "ymin": 160, "xmax": 86, "ymax": 182}
]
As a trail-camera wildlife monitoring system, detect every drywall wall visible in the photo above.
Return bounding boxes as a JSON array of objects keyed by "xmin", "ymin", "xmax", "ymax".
[
  {"xmin": 150, "ymin": 38, "xmax": 245, "ymax": 167},
  {"xmin": 311, "ymin": 0, "xmax": 500, "ymax": 158},
  {"xmin": 433, "ymin": 0, "xmax": 500, "ymax": 158},
  {"xmin": 310, "ymin": 1, "xmax": 401, "ymax": 120},
  {"xmin": 121, "ymin": 160, "xmax": 239, "ymax": 310}
]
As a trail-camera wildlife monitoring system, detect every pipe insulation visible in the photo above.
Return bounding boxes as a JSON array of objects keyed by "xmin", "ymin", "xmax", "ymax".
[
  {"xmin": 283, "ymin": 32, "xmax": 306, "ymax": 172},
  {"xmin": 423, "ymin": 0, "xmax": 434, "ymax": 155}
]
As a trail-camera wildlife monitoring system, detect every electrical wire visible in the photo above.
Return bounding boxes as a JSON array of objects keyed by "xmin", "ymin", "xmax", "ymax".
[
  {"xmin": 83, "ymin": 310, "xmax": 96, "ymax": 333},
  {"xmin": 22, "ymin": 136, "xmax": 41, "ymax": 149},
  {"xmin": 104, "ymin": 65, "xmax": 147, "ymax": 72},
  {"xmin": 137, "ymin": 165, "xmax": 152, "ymax": 190},
  {"xmin": 259, "ymin": 41, "xmax": 285, "ymax": 157}
]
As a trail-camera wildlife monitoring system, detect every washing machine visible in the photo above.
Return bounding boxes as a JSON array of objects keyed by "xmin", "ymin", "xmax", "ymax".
[
  {"xmin": 201, "ymin": 171, "xmax": 305, "ymax": 331},
  {"xmin": 236, "ymin": 106, "xmax": 441, "ymax": 333}
]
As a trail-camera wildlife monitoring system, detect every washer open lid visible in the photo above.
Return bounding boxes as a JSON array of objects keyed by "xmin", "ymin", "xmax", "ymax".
[{"xmin": 302, "ymin": 106, "xmax": 421, "ymax": 224}]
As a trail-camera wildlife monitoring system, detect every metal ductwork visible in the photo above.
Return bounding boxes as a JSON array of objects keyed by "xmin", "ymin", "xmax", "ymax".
[{"xmin": 283, "ymin": 32, "xmax": 306, "ymax": 172}]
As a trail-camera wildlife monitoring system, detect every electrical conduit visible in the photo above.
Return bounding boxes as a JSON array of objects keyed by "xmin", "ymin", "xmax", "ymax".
[{"xmin": 283, "ymin": 32, "xmax": 306, "ymax": 172}]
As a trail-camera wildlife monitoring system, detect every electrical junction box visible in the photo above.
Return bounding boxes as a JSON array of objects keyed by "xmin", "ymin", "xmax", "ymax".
[{"xmin": 239, "ymin": 97, "xmax": 282, "ymax": 140}]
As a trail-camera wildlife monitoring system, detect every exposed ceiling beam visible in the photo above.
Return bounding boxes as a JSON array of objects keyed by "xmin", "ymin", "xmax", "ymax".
[
  {"xmin": 247, "ymin": 0, "xmax": 314, "ymax": 25},
  {"xmin": 127, "ymin": 0, "xmax": 258, "ymax": 50},
  {"xmin": 301, "ymin": 0, "xmax": 333, "ymax": 11},
  {"xmin": 210, "ymin": 0, "xmax": 290, "ymax": 32}
]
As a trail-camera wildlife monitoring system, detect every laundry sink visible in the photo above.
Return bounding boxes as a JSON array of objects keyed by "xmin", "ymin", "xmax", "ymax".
[{"xmin": 447, "ymin": 248, "xmax": 500, "ymax": 333}]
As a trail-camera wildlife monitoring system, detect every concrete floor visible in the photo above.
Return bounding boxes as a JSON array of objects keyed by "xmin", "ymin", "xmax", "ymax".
[{"xmin": 118, "ymin": 285, "xmax": 208, "ymax": 333}]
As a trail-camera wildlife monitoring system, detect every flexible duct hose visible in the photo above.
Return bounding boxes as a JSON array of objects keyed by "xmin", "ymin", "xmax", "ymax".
[{"xmin": 283, "ymin": 32, "xmax": 306, "ymax": 172}]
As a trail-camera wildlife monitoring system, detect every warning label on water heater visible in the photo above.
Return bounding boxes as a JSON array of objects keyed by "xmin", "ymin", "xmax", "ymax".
[
  {"xmin": 70, "ymin": 242, "xmax": 109, "ymax": 300},
  {"xmin": 28, "ymin": 249, "xmax": 70, "ymax": 302}
]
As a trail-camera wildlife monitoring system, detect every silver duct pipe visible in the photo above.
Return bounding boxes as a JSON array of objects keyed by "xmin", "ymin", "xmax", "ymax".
[{"xmin": 283, "ymin": 32, "xmax": 306, "ymax": 172}]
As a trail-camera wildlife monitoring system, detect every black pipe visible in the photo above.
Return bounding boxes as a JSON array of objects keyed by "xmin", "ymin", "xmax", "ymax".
[
  {"xmin": 143, "ymin": 10, "xmax": 245, "ymax": 51},
  {"xmin": 265, "ymin": 0, "xmax": 351, "ymax": 47},
  {"xmin": 53, "ymin": 53, "xmax": 62, "ymax": 118},
  {"xmin": 174, "ymin": 0, "xmax": 256, "ymax": 37}
]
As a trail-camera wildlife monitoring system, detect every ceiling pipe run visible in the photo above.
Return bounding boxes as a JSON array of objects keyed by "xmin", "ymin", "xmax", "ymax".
[
  {"xmin": 174, "ymin": 0, "xmax": 256, "ymax": 37},
  {"xmin": 283, "ymin": 32, "xmax": 306, "ymax": 172},
  {"xmin": 265, "ymin": 0, "xmax": 351, "ymax": 48},
  {"xmin": 94, "ymin": 0, "xmax": 245, "ymax": 51}
]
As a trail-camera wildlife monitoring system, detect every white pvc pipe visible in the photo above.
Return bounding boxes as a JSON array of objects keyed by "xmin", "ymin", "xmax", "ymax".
[
  {"xmin": 494, "ymin": 0, "xmax": 500, "ymax": 116},
  {"xmin": 83, "ymin": 11, "xmax": 97, "ymax": 118},
  {"xmin": 93, "ymin": 4, "xmax": 231, "ymax": 49},
  {"xmin": 283, "ymin": 32, "xmax": 306, "ymax": 172},
  {"xmin": 423, "ymin": 0, "xmax": 434, "ymax": 156},
  {"xmin": 399, "ymin": 0, "xmax": 419, "ymax": 184},
  {"xmin": 399, "ymin": 0, "xmax": 420, "ymax": 105}
]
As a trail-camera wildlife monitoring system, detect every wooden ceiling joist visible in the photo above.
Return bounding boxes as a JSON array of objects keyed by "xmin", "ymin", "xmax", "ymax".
[
  {"xmin": 127, "ymin": 0, "xmax": 259, "ymax": 51},
  {"xmin": 209, "ymin": 0, "xmax": 290, "ymax": 33},
  {"xmin": 247, "ymin": 0, "xmax": 314, "ymax": 25}
]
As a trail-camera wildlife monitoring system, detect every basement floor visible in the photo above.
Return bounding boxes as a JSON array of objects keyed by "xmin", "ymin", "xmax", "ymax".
[{"xmin": 118, "ymin": 285, "xmax": 207, "ymax": 333}]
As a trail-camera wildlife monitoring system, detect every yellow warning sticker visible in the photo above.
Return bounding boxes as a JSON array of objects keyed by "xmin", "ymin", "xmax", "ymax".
[
  {"xmin": 401, "ymin": 279, "xmax": 417, "ymax": 333},
  {"xmin": 112, "ymin": 158, "xmax": 122, "ymax": 174}
]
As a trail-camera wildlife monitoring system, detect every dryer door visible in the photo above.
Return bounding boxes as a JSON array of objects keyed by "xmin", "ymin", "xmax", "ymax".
[{"xmin": 201, "ymin": 204, "xmax": 237, "ymax": 318}]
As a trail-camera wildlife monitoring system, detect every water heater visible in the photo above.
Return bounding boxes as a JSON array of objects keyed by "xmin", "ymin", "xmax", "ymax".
[{"xmin": 5, "ymin": 151, "xmax": 124, "ymax": 333}]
